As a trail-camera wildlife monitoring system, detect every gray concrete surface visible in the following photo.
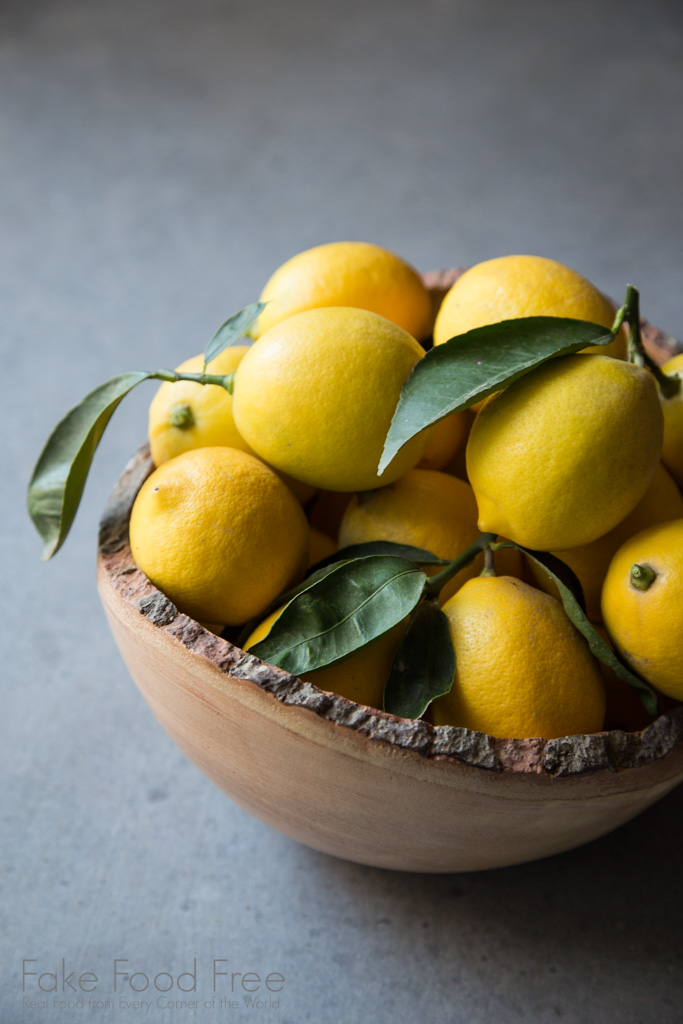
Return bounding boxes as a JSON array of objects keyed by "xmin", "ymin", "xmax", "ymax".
[{"xmin": 3, "ymin": 1, "xmax": 683, "ymax": 1021}]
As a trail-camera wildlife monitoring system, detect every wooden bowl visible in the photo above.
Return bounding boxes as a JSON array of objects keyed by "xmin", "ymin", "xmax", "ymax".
[{"xmin": 97, "ymin": 272, "xmax": 683, "ymax": 873}]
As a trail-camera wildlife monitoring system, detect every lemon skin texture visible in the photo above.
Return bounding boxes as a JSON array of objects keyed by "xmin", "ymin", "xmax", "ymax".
[
  {"xmin": 467, "ymin": 354, "xmax": 664, "ymax": 552},
  {"xmin": 244, "ymin": 607, "xmax": 406, "ymax": 712},
  {"xmin": 528, "ymin": 462, "xmax": 683, "ymax": 622},
  {"xmin": 252, "ymin": 241, "xmax": 433, "ymax": 341},
  {"xmin": 129, "ymin": 447, "xmax": 309, "ymax": 626},
  {"xmin": 660, "ymin": 352, "xmax": 683, "ymax": 489},
  {"xmin": 232, "ymin": 307, "xmax": 430, "ymax": 492},
  {"xmin": 602, "ymin": 518, "xmax": 683, "ymax": 701},
  {"xmin": 339, "ymin": 468, "xmax": 481, "ymax": 602},
  {"xmin": 148, "ymin": 346, "xmax": 252, "ymax": 466},
  {"xmin": 431, "ymin": 576, "xmax": 606, "ymax": 739},
  {"xmin": 433, "ymin": 254, "xmax": 626, "ymax": 359}
]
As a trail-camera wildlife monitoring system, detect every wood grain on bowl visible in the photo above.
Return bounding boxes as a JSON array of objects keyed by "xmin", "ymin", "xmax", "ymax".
[{"xmin": 96, "ymin": 271, "xmax": 683, "ymax": 872}]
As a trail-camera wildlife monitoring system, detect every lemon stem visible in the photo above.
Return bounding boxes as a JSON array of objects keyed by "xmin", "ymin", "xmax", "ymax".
[
  {"xmin": 151, "ymin": 369, "xmax": 234, "ymax": 391},
  {"xmin": 629, "ymin": 563, "xmax": 657, "ymax": 591},
  {"xmin": 169, "ymin": 401, "xmax": 195, "ymax": 429},
  {"xmin": 480, "ymin": 547, "xmax": 497, "ymax": 577},
  {"xmin": 621, "ymin": 285, "xmax": 680, "ymax": 399},
  {"xmin": 423, "ymin": 532, "xmax": 497, "ymax": 598}
]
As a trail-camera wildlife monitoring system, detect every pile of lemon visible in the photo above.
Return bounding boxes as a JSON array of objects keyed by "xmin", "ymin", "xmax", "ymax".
[{"xmin": 129, "ymin": 242, "xmax": 683, "ymax": 741}]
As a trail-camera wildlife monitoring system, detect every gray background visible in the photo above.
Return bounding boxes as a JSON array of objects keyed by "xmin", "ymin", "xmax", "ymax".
[{"xmin": 3, "ymin": 1, "xmax": 683, "ymax": 1022}]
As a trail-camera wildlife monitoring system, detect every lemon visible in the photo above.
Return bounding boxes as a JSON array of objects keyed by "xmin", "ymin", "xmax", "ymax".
[
  {"xmin": 252, "ymin": 241, "xmax": 432, "ymax": 341},
  {"xmin": 338, "ymin": 469, "xmax": 481, "ymax": 602},
  {"xmin": 147, "ymin": 346, "xmax": 316, "ymax": 505},
  {"xmin": 148, "ymin": 346, "xmax": 252, "ymax": 466},
  {"xmin": 231, "ymin": 307, "xmax": 430, "ymax": 492},
  {"xmin": 601, "ymin": 518, "xmax": 683, "ymax": 701},
  {"xmin": 528, "ymin": 463, "xmax": 683, "ymax": 622},
  {"xmin": 129, "ymin": 447, "xmax": 309, "ymax": 626},
  {"xmin": 430, "ymin": 576, "xmax": 606, "ymax": 739},
  {"xmin": 433, "ymin": 254, "xmax": 626, "ymax": 358},
  {"xmin": 244, "ymin": 607, "xmax": 405, "ymax": 711},
  {"xmin": 467, "ymin": 354, "xmax": 664, "ymax": 551},
  {"xmin": 660, "ymin": 352, "xmax": 683, "ymax": 489}
]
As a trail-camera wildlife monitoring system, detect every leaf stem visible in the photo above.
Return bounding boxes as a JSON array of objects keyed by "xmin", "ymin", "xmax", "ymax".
[
  {"xmin": 423, "ymin": 533, "xmax": 497, "ymax": 598},
  {"xmin": 480, "ymin": 547, "xmax": 497, "ymax": 577},
  {"xmin": 622, "ymin": 285, "xmax": 680, "ymax": 398}
]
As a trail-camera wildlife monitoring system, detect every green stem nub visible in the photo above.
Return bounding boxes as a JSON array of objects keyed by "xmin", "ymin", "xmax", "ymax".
[
  {"xmin": 169, "ymin": 401, "xmax": 195, "ymax": 429},
  {"xmin": 629, "ymin": 563, "xmax": 657, "ymax": 591}
]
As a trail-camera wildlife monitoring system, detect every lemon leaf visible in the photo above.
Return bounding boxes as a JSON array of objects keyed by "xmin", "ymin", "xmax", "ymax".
[
  {"xmin": 383, "ymin": 600, "xmax": 455, "ymax": 719},
  {"xmin": 499, "ymin": 543, "xmax": 659, "ymax": 717},
  {"xmin": 249, "ymin": 555, "xmax": 426, "ymax": 676},
  {"xmin": 27, "ymin": 372, "xmax": 152, "ymax": 560},
  {"xmin": 379, "ymin": 317, "xmax": 614, "ymax": 473},
  {"xmin": 202, "ymin": 301, "xmax": 266, "ymax": 367},
  {"xmin": 309, "ymin": 539, "xmax": 451, "ymax": 573}
]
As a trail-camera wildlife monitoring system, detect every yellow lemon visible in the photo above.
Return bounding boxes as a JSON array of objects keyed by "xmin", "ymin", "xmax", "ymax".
[
  {"xmin": 252, "ymin": 241, "xmax": 432, "ymax": 341},
  {"xmin": 467, "ymin": 354, "xmax": 663, "ymax": 551},
  {"xmin": 430, "ymin": 576, "xmax": 605, "ymax": 739},
  {"xmin": 231, "ymin": 307, "xmax": 430, "ymax": 492},
  {"xmin": 148, "ymin": 346, "xmax": 252, "ymax": 466},
  {"xmin": 528, "ymin": 463, "xmax": 683, "ymax": 622},
  {"xmin": 433, "ymin": 254, "xmax": 626, "ymax": 358},
  {"xmin": 129, "ymin": 447, "xmax": 309, "ymax": 626},
  {"xmin": 147, "ymin": 345, "xmax": 316, "ymax": 505},
  {"xmin": 244, "ymin": 607, "xmax": 405, "ymax": 711},
  {"xmin": 660, "ymin": 352, "xmax": 683, "ymax": 489},
  {"xmin": 601, "ymin": 518, "xmax": 683, "ymax": 701},
  {"xmin": 338, "ymin": 469, "xmax": 481, "ymax": 602}
]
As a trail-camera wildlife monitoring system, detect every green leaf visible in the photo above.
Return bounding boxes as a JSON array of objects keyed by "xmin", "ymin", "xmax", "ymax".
[
  {"xmin": 249, "ymin": 555, "xmax": 427, "ymax": 676},
  {"xmin": 203, "ymin": 301, "xmax": 267, "ymax": 367},
  {"xmin": 383, "ymin": 600, "xmax": 455, "ymax": 719},
  {"xmin": 379, "ymin": 317, "xmax": 614, "ymax": 473},
  {"xmin": 498, "ymin": 542, "xmax": 659, "ymax": 717},
  {"xmin": 309, "ymin": 540, "xmax": 451, "ymax": 573},
  {"xmin": 27, "ymin": 372, "xmax": 152, "ymax": 560}
]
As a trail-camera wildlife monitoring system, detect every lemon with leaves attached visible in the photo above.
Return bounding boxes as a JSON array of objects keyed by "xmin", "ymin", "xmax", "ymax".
[
  {"xmin": 528, "ymin": 462, "xmax": 683, "ymax": 622},
  {"xmin": 252, "ymin": 241, "xmax": 432, "ymax": 341},
  {"xmin": 433, "ymin": 254, "xmax": 626, "ymax": 358},
  {"xmin": 431, "ymin": 575, "xmax": 605, "ymax": 739},
  {"xmin": 231, "ymin": 307, "xmax": 430, "ymax": 492},
  {"xmin": 602, "ymin": 518, "xmax": 683, "ymax": 701},
  {"xmin": 148, "ymin": 346, "xmax": 252, "ymax": 466},
  {"xmin": 244, "ymin": 606, "xmax": 405, "ymax": 711},
  {"xmin": 467, "ymin": 354, "xmax": 664, "ymax": 551},
  {"xmin": 147, "ymin": 346, "xmax": 316, "ymax": 505},
  {"xmin": 129, "ymin": 447, "xmax": 309, "ymax": 626}
]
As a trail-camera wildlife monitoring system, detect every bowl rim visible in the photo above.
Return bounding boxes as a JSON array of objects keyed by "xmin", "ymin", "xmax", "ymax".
[{"xmin": 99, "ymin": 449, "xmax": 683, "ymax": 783}]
